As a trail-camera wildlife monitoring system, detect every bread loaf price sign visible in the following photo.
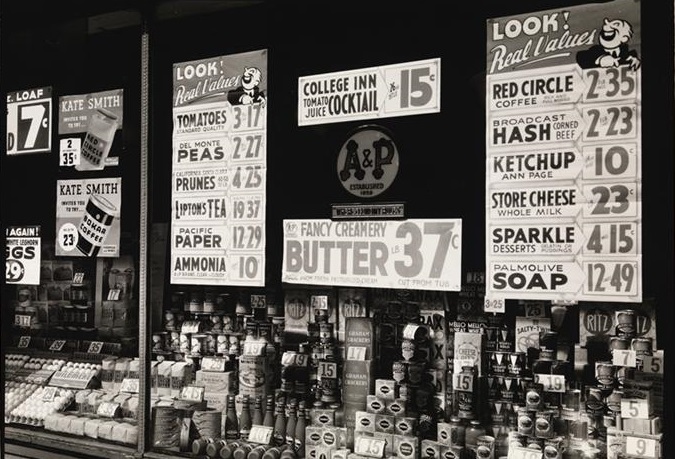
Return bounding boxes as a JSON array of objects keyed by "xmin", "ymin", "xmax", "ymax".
[
  {"xmin": 485, "ymin": 0, "xmax": 642, "ymax": 303},
  {"xmin": 282, "ymin": 218, "xmax": 461, "ymax": 291},
  {"xmin": 6, "ymin": 86, "xmax": 52, "ymax": 155}
]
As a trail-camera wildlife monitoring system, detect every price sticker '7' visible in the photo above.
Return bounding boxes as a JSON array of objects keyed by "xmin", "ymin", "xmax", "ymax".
[
  {"xmin": 613, "ymin": 349, "xmax": 637, "ymax": 367},
  {"xmin": 626, "ymin": 436, "xmax": 657, "ymax": 458}
]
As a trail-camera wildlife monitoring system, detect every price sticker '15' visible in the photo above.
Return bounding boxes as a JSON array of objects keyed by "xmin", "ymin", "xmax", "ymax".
[
  {"xmin": 318, "ymin": 361, "xmax": 337, "ymax": 379},
  {"xmin": 354, "ymin": 436, "xmax": 387, "ymax": 458},
  {"xmin": 625, "ymin": 436, "xmax": 657, "ymax": 458},
  {"xmin": 453, "ymin": 372, "xmax": 474, "ymax": 392}
]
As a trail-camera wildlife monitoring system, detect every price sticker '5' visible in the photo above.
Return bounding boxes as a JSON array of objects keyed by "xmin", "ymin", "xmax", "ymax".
[
  {"xmin": 641, "ymin": 352, "xmax": 664, "ymax": 374},
  {"xmin": 621, "ymin": 399, "xmax": 649, "ymax": 419}
]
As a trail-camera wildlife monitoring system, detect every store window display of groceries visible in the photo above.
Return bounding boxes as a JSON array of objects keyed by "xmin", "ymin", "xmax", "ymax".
[{"xmin": 4, "ymin": 286, "xmax": 665, "ymax": 458}]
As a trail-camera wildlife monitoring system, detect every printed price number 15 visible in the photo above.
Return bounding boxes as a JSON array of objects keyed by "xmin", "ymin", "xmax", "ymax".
[
  {"xmin": 452, "ymin": 372, "xmax": 474, "ymax": 392},
  {"xmin": 585, "ymin": 261, "xmax": 638, "ymax": 296},
  {"xmin": 318, "ymin": 361, "xmax": 337, "ymax": 379},
  {"xmin": 387, "ymin": 60, "xmax": 440, "ymax": 114}
]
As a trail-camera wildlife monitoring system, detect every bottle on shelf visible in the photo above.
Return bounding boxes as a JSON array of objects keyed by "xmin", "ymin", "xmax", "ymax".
[
  {"xmin": 206, "ymin": 439, "xmax": 227, "ymax": 458},
  {"xmin": 285, "ymin": 400, "xmax": 298, "ymax": 447},
  {"xmin": 233, "ymin": 442, "xmax": 254, "ymax": 459},
  {"xmin": 272, "ymin": 400, "xmax": 287, "ymax": 446},
  {"xmin": 293, "ymin": 402, "xmax": 306, "ymax": 457},
  {"xmin": 225, "ymin": 394, "xmax": 240, "ymax": 441},
  {"xmin": 248, "ymin": 444, "xmax": 272, "ymax": 459},
  {"xmin": 240, "ymin": 395, "xmax": 253, "ymax": 440},
  {"xmin": 263, "ymin": 395, "xmax": 275, "ymax": 428},
  {"xmin": 252, "ymin": 395, "xmax": 264, "ymax": 426},
  {"xmin": 219, "ymin": 441, "xmax": 242, "ymax": 459},
  {"xmin": 262, "ymin": 444, "xmax": 289, "ymax": 459}
]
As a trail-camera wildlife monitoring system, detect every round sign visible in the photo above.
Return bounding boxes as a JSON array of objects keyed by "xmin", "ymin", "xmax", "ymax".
[{"xmin": 336, "ymin": 125, "xmax": 399, "ymax": 198}]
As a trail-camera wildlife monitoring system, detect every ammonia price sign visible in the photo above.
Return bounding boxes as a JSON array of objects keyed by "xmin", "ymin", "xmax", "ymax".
[
  {"xmin": 485, "ymin": 0, "xmax": 642, "ymax": 302},
  {"xmin": 282, "ymin": 219, "xmax": 461, "ymax": 291}
]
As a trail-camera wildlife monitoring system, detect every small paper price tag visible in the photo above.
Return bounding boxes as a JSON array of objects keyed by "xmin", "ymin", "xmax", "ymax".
[
  {"xmin": 201, "ymin": 356, "xmax": 226, "ymax": 372},
  {"xmin": 97, "ymin": 401, "xmax": 121, "ymax": 418},
  {"xmin": 625, "ymin": 436, "xmax": 657, "ymax": 458},
  {"xmin": 311, "ymin": 295, "xmax": 328, "ymax": 310},
  {"xmin": 453, "ymin": 372, "xmax": 474, "ymax": 392},
  {"xmin": 346, "ymin": 346, "xmax": 367, "ymax": 361},
  {"xmin": 59, "ymin": 138, "xmax": 81, "ymax": 167},
  {"xmin": 535, "ymin": 374, "xmax": 566, "ymax": 393},
  {"xmin": 248, "ymin": 425, "xmax": 273, "ymax": 444},
  {"xmin": 15, "ymin": 315, "xmax": 32, "ymax": 327},
  {"xmin": 179, "ymin": 385, "xmax": 205, "ymax": 402},
  {"xmin": 87, "ymin": 341, "xmax": 104, "ymax": 354},
  {"xmin": 294, "ymin": 353, "xmax": 309, "ymax": 367},
  {"xmin": 42, "ymin": 386, "xmax": 58, "ymax": 402},
  {"xmin": 281, "ymin": 352, "xmax": 296, "ymax": 366},
  {"xmin": 73, "ymin": 272, "xmax": 85, "ymax": 284},
  {"xmin": 613, "ymin": 349, "xmax": 637, "ymax": 367},
  {"xmin": 17, "ymin": 336, "xmax": 31, "ymax": 348},
  {"xmin": 120, "ymin": 378, "xmax": 140, "ymax": 393},
  {"xmin": 354, "ymin": 436, "xmax": 387, "ymax": 458},
  {"xmin": 49, "ymin": 339, "xmax": 67, "ymax": 352},
  {"xmin": 484, "ymin": 295, "xmax": 505, "ymax": 313},
  {"xmin": 251, "ymin": 294, "xmax": 266, "ymax": 309},
  {"xmin": 107, "ymin": 289, "xmax": 121, "ymax": 301},
  {"xmin": 641, "ymin": 351, "xmax": 664, "ymax": 374},
  {"xmin": 507, "ymin": 446, "xmax": 543, "ymax": 459},
  {"xmin": 318, "ymin": 361, "xmax": 337, "ymax": 379},
  {"xmin": 243, "ymin": 341, "xmax": 266, "ymax": 356},
  {"xmin": 621, "ymin": 398, "xmax": 649, "ymax": 419}
]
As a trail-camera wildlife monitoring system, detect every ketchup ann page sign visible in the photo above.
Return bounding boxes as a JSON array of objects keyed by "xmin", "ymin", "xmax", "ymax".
[
  {"xmin": 171, "ymin": 50, "xmax": 267, "ymax": 286},
  {"xmin": 282, "ymin": 219, "xmax": 461, "ymax": 291},
  {"xmin": 298, "ymin": 58, "xmax": 440, "ymax": 126},
  {"xmin": 485, "ymin": 0, "xmax": 642, "ymax": 303}
]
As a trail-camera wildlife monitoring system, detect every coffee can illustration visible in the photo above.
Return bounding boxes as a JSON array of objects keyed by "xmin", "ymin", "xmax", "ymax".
[
  {"xmin": 76, "ymin": 108, "xmax": 119, "ymax": 171},
  {"xmin": 76, "ymin": 194, "xmax": 119, "ymax": 256}
]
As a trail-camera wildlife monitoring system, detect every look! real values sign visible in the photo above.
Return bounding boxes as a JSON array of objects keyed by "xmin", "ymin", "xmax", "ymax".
[{"xmin": 484, "ymin": 0, "xmax": 642, "ymax": 305}]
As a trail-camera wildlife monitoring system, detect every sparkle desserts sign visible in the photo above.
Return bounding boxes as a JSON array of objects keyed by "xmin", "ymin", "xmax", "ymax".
[
  {"xmin": 282, "ymin": 219, "xmax": 462, "ymax": 291},
  {"xmin": 485, "ymin": 0, "xmax": 642, "ymax": 304},
  {"xmin": 171, "ymin": 50, "xmax": 267, "ymax": 286}
]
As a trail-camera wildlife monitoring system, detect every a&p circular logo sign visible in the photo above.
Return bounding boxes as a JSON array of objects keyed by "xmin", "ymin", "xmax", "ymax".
[{"xmin": 337, "ymin": 125, "xmax": 399, "ymax": 198}]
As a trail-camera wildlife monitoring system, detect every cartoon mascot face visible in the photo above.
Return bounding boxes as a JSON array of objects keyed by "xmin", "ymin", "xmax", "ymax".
[
  {"xmin": 598, "ymin": 18, "xmax": 633, "ymax": 49},
  {"xmin": 242, "ymin": 67, "xmax": 263, "ymax": 91}
]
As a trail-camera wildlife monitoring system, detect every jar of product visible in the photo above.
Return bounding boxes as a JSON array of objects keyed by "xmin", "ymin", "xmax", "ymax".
[
  {"xmin": 78, "ymin": 108, "xmax": 119, "ymax": 171},
  {"xmin": 465, "ymin": 420, "xmax": 486, "ymax": 453}
]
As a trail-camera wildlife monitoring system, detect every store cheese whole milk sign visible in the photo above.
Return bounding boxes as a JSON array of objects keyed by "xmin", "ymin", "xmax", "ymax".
[
  {"xmin": 485, "ymin": 0, "xmax": 642, "ymax": 305},
  {"xmin": 171, "ymin": 50, "xmax": 267, "ymax": 286},
  {"xmin": 282, "ymin": 219, "xmax": 462, "ymax": 291}
]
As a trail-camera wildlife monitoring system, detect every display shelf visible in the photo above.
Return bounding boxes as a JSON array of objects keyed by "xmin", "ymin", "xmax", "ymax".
[{"xmin": 4, "ymin": 426, "xmax": 137, "ymax": 459}]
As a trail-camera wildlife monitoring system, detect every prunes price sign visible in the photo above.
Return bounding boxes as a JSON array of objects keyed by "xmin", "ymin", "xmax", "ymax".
[
  {"xmin": 485, "ymin": 0, "xmax": 642, "ymax": 302},
  {"xmin": 6, "ymin": 86, "xmax": 52, "ymax": 155},
  {"xmin": 282, "ymin": 218, "xmax": 461, "ymax": 291},
  {"xmin": 298, "ymin": 58, "xmax": 440, "ymax": 126},
  {"xmin": 171, "ymin": 49, "xmax": 267, "ymax": 286}
]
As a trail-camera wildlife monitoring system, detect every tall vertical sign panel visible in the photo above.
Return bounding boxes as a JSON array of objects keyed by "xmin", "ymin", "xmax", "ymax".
[
  {"xmin": 485, "ymin": 1, "xmax": 642, "ymax": 303},
  {"xmin": 171, "ymin": 50, "xmax": 267, "ymax": 286}
]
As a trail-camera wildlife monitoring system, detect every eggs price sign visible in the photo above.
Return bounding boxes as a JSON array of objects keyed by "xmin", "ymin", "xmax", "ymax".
[{"xmin": 282, "ymin": 218, "xmax": 462, "ymax": 291}]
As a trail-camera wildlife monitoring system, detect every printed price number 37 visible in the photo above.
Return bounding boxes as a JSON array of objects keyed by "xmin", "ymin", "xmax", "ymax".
[
  {"xmin": 394, "ymin": 221, "xmax": 459, "ymax": 279},
  {"xmin": 585, "ymin": 261, "xmax": 638, "ymax": 296}
]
